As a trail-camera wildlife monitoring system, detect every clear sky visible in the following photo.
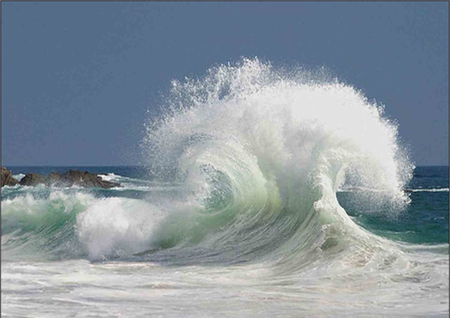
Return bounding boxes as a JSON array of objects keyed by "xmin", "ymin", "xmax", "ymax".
[{"xmin": 2, "ymin": 2, "xmax": 448, "ymax": 166}]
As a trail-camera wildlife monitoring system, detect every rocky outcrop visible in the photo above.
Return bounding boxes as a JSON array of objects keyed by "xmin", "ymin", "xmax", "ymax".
[
  {"xmin": 1, "ymin": 167, "xmax": 19, "ymax": 187},
  {"xmin": 19, "ymin": 173, "xmax": 47, "ymax": 186},
  {"xmin": 50, "ymin": 170, "xmax": 120, "ymax": 188},
  {"xmin": 16, "ymin": 170, "xmax": 120, "ymax": 188}
]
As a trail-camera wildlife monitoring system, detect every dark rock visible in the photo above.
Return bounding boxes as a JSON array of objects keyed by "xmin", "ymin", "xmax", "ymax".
[
  {"xmin": 19, "ymin": 173, "xmax": 47, "ymax": 186},
  {"xmin": 55, "ymin": 170, "xmax": 120, "ymax": 188},
  {"xmin": 1, "ymin": 167, "xmax": 19, "ymax": 187},
  {"xmin": 47, "ymin": 172, "xmax": 62, "ymax": 186},
  {"xmin": 58, "ymin": 170, "xmax": 120, "ymax": 188},
  {"xmin": 18, "ymin": 170, "xmax": 121, "ymax": 189}
]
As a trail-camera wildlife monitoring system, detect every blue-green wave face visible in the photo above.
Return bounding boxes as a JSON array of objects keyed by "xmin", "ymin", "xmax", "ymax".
[
  {"xmin": 1, "ymin": 190, "xmax": 88, "ymax": 260},
  {"xmin": 2, "ymin": 59, "xmax": 420, "ymax": 265}
]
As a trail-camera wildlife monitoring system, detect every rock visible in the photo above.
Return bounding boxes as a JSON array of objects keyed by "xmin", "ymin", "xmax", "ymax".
[
  {"xmin": 58, "ymin": 170, "xmax": 120, "ymax": 188},
  {"xmin": 18, "ymin": 170, "xmax": 121, "ymax": 189},
  {"xmin": 1, "ymin": 167, "xmax": 19, "ymax": 187},
  {"xmin": 19, "ymin": 173, "xmax": 47, "ymax": 186},
  {"xmin": 47, "ymin": 172, "xmax": 62, "ymax": 186}
]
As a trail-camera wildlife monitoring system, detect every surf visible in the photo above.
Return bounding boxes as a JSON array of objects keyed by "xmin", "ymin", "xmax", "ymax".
[{"xmin": 2, "ymin": 58, "xmax": 416, "ymax": 266}]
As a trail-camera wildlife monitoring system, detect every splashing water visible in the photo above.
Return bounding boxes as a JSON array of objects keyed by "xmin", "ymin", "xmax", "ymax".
[{"xmin": 139, "ymin": 58, "xmax": 414, "ymax": 264}]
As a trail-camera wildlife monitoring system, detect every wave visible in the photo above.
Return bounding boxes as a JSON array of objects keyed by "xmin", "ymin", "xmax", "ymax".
[
  {"xmin": 2, "ymin": 58, "xmax": 417, "ymax": 265},
  {"xmin": 12, "ymin": 173, "xmax": 25, "ymax": 181},
  {"xmin": 409, "ymin": 188, "xmax": 449, "ymax": 192},
  {"xmin": 1, "ymin": 191, "xmax": 165, "ymax": 261},
  {"xmin": 338, "ymin": 186, "xmax": 449, "ymax": 193},
  {"xmin": 138, "ymin": 58, "xmax": 415, "ymax": 263},
  {"xmin": 98, "ymin": 172, "xmax": 121, "ymax": 182}
]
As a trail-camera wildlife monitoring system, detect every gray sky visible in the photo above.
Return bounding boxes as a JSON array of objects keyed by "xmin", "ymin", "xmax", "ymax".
[{"xmin": 2, "ymin": 2, "xmax": 448, "ymax": 166}]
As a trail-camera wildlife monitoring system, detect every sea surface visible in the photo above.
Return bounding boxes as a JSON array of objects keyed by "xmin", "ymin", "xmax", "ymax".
[
  {"xmin": 2, "ymin": 165, "xmax": 448, "ymax": 317},
  {"xmin": 2, "ymin": 60, "xmax": 449, "ymax": 317}
]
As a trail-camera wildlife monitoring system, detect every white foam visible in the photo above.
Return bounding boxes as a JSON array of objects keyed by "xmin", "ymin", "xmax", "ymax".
[
  {"xmin": 410, "ymin": 188, "xmax": 449, "ymax": 192},
  {"xmin": 98, "ymin": 173, "xmax": 120, "ymax": 182},
  {"xmin": 12, "ymin": 173, "xmax": 25, "ymax": 181},
  {"xmin": 76, "ymin": 197, "xmax": 164, "ymax": 260}
]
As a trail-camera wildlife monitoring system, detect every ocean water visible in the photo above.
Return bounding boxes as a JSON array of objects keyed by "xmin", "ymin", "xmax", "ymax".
[{"xmin": 2, "ymin": 59, "xmax": 448, "ymax": 317}]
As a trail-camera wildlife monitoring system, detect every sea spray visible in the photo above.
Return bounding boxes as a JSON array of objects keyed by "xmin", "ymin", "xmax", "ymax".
[
  {"xmin": 76, "ymin": 197, "xmax": 163, "ymax": 259},
  {"xmin": 140, "ymin": 58, "xmax": 414, "ymax": 263}
]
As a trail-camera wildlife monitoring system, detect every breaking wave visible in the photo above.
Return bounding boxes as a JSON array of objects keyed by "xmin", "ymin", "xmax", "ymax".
[
  {"xmin": 3, "ymin": 58, "xmax": 416, "ymax": 265},
  {"xmin": 137, "ymin": 58, "xmax": 414, "ymax": 265}
]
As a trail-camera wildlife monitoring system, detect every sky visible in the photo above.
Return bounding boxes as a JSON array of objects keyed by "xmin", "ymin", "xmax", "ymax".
[{"xmin": 2, "ymin": 2, "xmax": 448, "ymax": 166}]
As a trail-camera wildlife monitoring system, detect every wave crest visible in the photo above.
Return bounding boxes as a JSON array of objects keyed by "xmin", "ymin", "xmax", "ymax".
[{"xmin": 141, "ymin": 58, "xmax": 414, "ymax": 261}]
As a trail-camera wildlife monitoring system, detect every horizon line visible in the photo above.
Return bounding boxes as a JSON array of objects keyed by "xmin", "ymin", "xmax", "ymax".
[{"xmin": 2, "ymin": 164, "xmax": 449, "ymax": 168}]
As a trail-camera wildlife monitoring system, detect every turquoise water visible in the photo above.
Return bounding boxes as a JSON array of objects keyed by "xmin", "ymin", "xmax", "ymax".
[
  {"xmin": 3, "ymin": 165, "xmax": 448, "ymax": 247},
  {"xmin": 339, "ymin": 166, "xmax": 448, "ymax": 245}
]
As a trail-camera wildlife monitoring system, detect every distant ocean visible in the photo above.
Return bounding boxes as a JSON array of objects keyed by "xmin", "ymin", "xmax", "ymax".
[{"xmin": 2, "ymin": 60, "xmax": 448, "ymax": 316}]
